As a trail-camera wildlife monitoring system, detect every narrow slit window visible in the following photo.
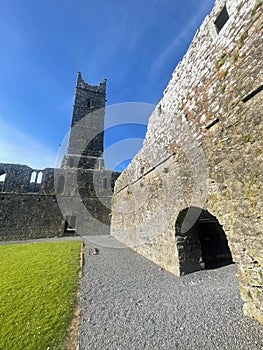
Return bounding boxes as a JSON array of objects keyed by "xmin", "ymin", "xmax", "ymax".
[
  {"xmin": 242, "ymin": 85, "xmax": 263, "ymax": 103},
  {"xmin": 215, "ymin": 6, "xmax": 229, "ymax": 33},
  {"xmin": 205, "ymin": 118, "xmax": 220, "ymax": 130}
]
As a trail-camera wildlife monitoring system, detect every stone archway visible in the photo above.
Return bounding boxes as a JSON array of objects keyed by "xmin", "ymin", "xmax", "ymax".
[{"xmin": 175, "ymin": 207, "xmax": 233, "ymax": 275}]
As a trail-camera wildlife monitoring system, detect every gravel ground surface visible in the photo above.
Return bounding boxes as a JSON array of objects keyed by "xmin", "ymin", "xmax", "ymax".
[{"xmin": 79, "ymin": 235, "xmax": 263, "ymax": 350}]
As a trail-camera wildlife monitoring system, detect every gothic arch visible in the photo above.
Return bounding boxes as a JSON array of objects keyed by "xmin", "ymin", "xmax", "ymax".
[
  {"xmin": 30, "ymin": 171, "xmax": 37, "ymax": 183},
  {"xmin": 36, "ymin": 171, "xmax": 43, "ymax": 184}
]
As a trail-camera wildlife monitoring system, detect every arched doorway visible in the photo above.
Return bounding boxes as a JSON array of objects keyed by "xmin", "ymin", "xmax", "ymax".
[
  {"xmin": 64, "ymin": 215, "xmax": 77, "ymax": 236},
  {"xmin": 175, "ymin": 207, "xmax": 233, "ymax": 275}
]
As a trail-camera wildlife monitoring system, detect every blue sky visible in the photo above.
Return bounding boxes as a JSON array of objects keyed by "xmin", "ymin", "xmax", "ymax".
[{"xmin": 0, "ymin": 0, "xmax": 214, "ymax": 170}]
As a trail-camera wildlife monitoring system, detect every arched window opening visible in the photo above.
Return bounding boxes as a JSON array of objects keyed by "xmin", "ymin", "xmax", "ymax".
[
  {"xmin": 36, "ymin": 171, "xmax": 43, "ymax": 184},
  {"xmin": 175, "ymin": 207, "xmax": 233, "ymax": 275},
  {"xmin": 0, "ymin": 172, "xmax": 6, "ymax": 182},
  {"xmin": 57, "ymin": 175, "xmax": 65, "ymax": 195},
  {"xmin": 0, "ymin": 171, "xmax": 6, "ymax": 192},
  {"xmin": 30, "ymin": 171, "xmax": 37, "ymax": 183}
]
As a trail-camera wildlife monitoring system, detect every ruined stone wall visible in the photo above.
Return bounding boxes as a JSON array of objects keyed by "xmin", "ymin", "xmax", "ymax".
[
  {"xmin": 111, "ymin": 0, "xmax": 263, "ymax": 323},
  {"xmin": 0, "ymin": 163, "xmax": 119, "ymax": 240},
  {"xmin": 0, "ymin": 163, "xmax": 64, "ymax": 240},
  {"xmin": 55, "ymin": 167, "xmax": 119, "ymax": 236},
  {"xmin": 0, "ymin": 193, "xmax": 64, "ymax": 240}
]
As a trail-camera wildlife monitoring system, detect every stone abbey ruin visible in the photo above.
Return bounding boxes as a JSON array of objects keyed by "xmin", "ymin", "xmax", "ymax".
[
  {"xmin": 0, "ymin": 0, "xmax": 262, "ymax": 324},
  {"xmin": 0, "ymin": 72, "xmax": 119, "ymax": 240}
]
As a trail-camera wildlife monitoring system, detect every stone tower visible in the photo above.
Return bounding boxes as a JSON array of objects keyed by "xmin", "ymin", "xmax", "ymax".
[
  {"xmin": 64, "ymin": 72, "xmax": 107, "ymax": 169},
  {"xmin": 59, "ymin": 72, "xmax": 120, "ymax": 236}
]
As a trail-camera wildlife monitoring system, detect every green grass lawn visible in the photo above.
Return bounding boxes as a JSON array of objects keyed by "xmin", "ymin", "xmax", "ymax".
[{"xmin": 0, "ymin": 241, "xmax": 81, "ymax": 350}]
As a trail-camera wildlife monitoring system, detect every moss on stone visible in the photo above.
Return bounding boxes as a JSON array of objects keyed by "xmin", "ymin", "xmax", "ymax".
[{"xmin": 251, "ymin": 0, "xmax": 262, "ymax": 16}]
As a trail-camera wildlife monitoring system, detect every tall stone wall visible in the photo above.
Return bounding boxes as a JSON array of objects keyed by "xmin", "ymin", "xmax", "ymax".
[{"xmin": 111, "ymin": 0, "xmax": 263, "ymax": 323}]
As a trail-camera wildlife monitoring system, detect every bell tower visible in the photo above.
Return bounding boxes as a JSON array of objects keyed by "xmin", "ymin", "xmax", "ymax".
[{"xmin": 64, "ymin": 72, "xmax": 107, "ymax": 169}]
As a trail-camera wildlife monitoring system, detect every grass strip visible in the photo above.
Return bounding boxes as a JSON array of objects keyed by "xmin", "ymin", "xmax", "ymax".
[{"xmin": 0, "ymin": 241, "xmax": 81, "ymax": 350}]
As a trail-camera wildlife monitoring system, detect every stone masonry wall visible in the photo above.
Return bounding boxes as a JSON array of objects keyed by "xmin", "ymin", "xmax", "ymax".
[
  {"xmin": 0, "ymin": 193, "xmax": 64, "ymax": 241},
  {"xmin": 111, "ymin": 0, "xmax": 263, "ymax": 323},
  {"xmin": 0, "ymin": 163, "xmax": 119, "ymax": 240}
]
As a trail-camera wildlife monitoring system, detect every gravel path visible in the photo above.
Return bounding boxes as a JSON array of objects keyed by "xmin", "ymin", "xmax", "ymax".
[{"xmin": 79, "ymin": 235, "xmax": 263, "ymax": 350}]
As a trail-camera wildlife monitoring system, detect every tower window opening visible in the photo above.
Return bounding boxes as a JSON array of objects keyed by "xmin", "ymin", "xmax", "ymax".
[
  {"xmin": 215, "ymin": 6, "xmax": 229, "ymax": 33},
  {"xmin": 87, "ymin": 99, "xmax": 93, "ymax": 108}
]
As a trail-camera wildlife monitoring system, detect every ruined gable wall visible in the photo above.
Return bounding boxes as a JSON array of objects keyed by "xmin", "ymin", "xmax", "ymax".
[{"xmin": 111, "ymin": 0, "xmax": 263, "ymax": 323}]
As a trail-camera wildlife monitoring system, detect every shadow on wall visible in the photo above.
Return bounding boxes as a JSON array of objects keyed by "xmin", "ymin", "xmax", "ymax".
[{"xmin": 175, "ymin": 207, "xmax": 233, "ymax": 276}]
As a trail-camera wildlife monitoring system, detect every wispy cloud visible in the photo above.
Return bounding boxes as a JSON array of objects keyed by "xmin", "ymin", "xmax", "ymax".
[
  {"xmin": 150, "ymin": 3, "xmax": 211, "ymax": 75},
  {"xmin": 0, "ymin": 118, "xmax": 57, "ymax": 169}
]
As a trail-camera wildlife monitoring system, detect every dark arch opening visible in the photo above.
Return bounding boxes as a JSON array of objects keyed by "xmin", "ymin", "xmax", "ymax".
[
  {"xmin": 64, "ymin": 215, "xmax": 77, "ymax": 236},
  {"xmin": 175, "ymin": 207, "xmax": 233, "ymax": 275}
]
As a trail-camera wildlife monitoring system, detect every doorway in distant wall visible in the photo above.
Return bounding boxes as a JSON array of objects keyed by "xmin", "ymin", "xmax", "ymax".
[
  {"xmin": 175, "ymin": 207, "xmax": 233, "ymax": 275},
  {"xmin": 64, "ymin": 215, "xmax": 77, "ymax": 236}
]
